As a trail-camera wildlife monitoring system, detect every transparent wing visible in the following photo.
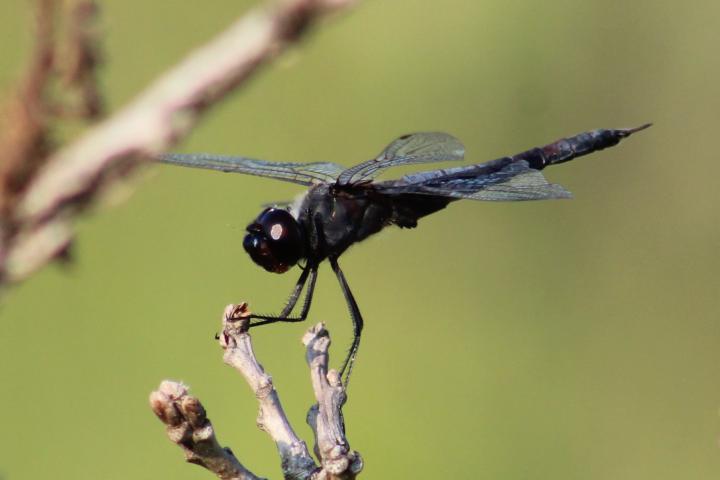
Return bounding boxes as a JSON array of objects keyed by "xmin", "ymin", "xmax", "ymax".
[
  {"xmin": 336, "ymin": 132, "xmax": 465, "ymax": 185},
  {"xmin": 374, "ymin": 158, "xmax": 572, "ymax": 201},
  {"xmin": 370, "ymin": 124, "xmax": 651, "ymax": 201},
  {"xmin": 159, "ymin": 153, "xmax": 345, "ymax": 186}
]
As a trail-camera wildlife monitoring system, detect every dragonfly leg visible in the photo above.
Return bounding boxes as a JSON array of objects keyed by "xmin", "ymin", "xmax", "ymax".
[
  {"xmin": 329, "ymin": 257, "xmax": 364, "ymax": 386},
  {"xmin": 248, "ymin": 265, "xmax": 317, "ymax": 327}
]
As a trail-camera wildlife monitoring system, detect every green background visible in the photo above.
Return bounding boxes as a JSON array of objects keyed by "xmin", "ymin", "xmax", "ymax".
[{"xmin": 1, "ymin": 1, "xmax": 719, "ymax": 478}]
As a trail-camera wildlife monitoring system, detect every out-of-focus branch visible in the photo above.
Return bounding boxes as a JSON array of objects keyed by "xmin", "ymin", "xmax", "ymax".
[
  {"xmin": 0, "ymin": 0, "xmax": 357, "ymax": 285},
  {"xmin": 0, "ymin": 0, "xmax": 102, "ymax": 221},
  {"xmin": 0, "ymin": 0, "xmax": 55, "ymax": 219},
  {"xmin": 58, "ymin": 0, "xmax": 103, "ymax": 120},
  {"xmin": 151, "ymin": 303, "xmax": 362, "ymax": 479}
]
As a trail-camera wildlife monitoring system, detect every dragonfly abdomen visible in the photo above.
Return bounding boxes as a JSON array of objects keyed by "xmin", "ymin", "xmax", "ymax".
[{"xmin": 518, "ymin": 124, "xmax": 652, "ymax": 170}]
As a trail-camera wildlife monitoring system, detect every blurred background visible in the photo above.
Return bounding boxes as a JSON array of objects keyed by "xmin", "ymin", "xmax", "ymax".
[{"xmin": 1, "ymin": 0, "xmax": 719, "ymax": 478}]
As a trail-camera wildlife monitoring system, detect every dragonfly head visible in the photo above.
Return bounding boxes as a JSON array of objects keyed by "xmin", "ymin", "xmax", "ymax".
[{"xmin": 243, "ymin": 207, "xmax": 304, "ymax": 274}]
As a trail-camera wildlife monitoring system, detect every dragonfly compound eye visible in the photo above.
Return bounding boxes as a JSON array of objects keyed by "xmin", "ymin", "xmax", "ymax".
[{"xmin": 243, "ymin": 208, "xmax": 304, "ymax": 273}]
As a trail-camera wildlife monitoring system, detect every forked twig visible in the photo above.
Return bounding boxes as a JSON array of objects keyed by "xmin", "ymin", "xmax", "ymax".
[{"xmin": 151, "ymin": 303, "xmax": 362, "ymax": 479}]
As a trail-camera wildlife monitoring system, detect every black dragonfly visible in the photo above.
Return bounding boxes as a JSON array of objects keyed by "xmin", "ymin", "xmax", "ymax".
[{"xmin": 160, "ymin": 124, "xmax": 650, "ymax": 382}]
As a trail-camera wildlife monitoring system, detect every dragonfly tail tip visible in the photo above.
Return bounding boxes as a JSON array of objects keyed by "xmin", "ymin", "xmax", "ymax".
[{"xmin": 620, "ymin": 122, "xmax": 653, "ymax": 137}]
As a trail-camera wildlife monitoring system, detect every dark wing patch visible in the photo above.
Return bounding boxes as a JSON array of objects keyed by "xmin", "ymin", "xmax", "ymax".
[
  {"xmin": 159, "ymin": 153, "xmax": 345, "ymax": 186},
  {"xmin": 336, "ymin": 132, "xmax": 464, "ymax": 185}
]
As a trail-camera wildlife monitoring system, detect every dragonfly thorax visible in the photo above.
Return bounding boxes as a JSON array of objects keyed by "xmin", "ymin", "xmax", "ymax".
[{"xmin": 243, "ymin": 207, "xmax": 305, "ymax": 273}]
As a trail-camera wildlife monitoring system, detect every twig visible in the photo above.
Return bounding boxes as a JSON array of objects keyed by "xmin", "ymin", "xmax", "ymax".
[
  {"xmin": 150, "ymin": 381, "xmax": 263, "ymax": 480},
  {"xmin": 0, "ymin": 0, "xmax": 102, "ymax": 221},
  {"xmin": 0, "ymin": 0, "xmax": 357, "ymax": 285},
  {"xmin": 0, "ymin": 0, "xmax": 59, "ymax": 220},
  {"xmin": 220, "ymin": 303, "xmax": 317, "ymax": 479},
  {"xmin": 151, "ymin": 303, "xmax": 363, "ymax": 479},
  {"xmin": 58, "ymin": 0, "xmax": 103, "ymax": 119},
  {"xmin": 303, "ymin": 324, "xmax": 362, "ymax": 478}
]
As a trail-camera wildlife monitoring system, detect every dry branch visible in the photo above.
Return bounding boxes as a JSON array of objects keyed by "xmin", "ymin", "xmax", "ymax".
[
  {"xmin": 0, "ymin": 0, "xmax": 101, "ymax": 221},
  {"xmin": 0, "ymin": 0, "xmax": 357, "ymax": 285},
  {"xmin": 151, "ymin": 303, "xmax": 362, "ymax": 480},
  {"xmin": 221, "ymin": 303, "xmax": 317, "ymax": 478},
  {"xmin": 303, "ymin": 324, "xmax": 362, "ymax": 477},
  {"xmin": 150, "ymin": 381, "xmax": 262, "ymax": 480}
]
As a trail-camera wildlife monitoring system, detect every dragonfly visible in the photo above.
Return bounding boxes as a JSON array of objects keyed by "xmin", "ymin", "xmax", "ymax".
[{"xmin": 160, "ymin": 124, "xmax": 650, "ymax": 383}]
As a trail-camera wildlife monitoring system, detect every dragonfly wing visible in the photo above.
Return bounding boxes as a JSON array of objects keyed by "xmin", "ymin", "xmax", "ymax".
[
  {"xmin": 159, "ymin": 153, "xmax": 345, "ymax": 186},
  {"xmin": 458, "ymin": 168, "xmax": 572, "ymax": 200},
  {"xmin": 374, "ymin": 158, "xmax": 572, "ymax": 201},
  {"xmin": 336, "ymin": 132, "xmax": 465, "ymax": 185}
]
